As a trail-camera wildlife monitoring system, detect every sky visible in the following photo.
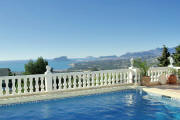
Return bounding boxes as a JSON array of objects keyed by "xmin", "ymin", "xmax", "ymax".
[{"xmin": 0, "ymin": 0, "xmax": 179, "ymax": 61}]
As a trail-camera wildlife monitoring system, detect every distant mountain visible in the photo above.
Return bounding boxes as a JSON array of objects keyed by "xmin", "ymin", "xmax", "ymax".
[
  {"xmin": 98, "ymin": 55, "xmax": 118, "ymax": 60},
  {"xmin": 67, "ymin": 47, "xmax": 176, "ymax": 72},
  {"xmin": 54, "ymin": 56, "xmax": 70, "ymax": 61},
  {"xmin": 71, "ymin": 56, "xmax": 97, "ymax": 62},
  {"xmin": 54, "ymin": 55, "xmax": 119, "ymax": 62},
  {"xmin": 54, "ymin": 47, "xmax": 176, "ymax": 62},
  {"xmin": 119, "ymin": 47, "xmax": 175, "ymax": 59}
]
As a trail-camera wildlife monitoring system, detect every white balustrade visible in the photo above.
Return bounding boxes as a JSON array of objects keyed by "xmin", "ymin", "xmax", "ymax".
[
  {"xmin": 0, "ymin": 67, "xmax": 141, "ymax": 97},
  {"xmin": 148, "ymin": 67, "xmax": 171, "ymax": 83},
  {"xmin": 1, "ymin": 59, "xmax": 179, "ymax": 98}
]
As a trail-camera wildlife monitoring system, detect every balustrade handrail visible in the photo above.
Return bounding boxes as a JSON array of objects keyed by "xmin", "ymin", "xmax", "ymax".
[
  {"xmin": 52, "ymin": 68, "xmax": 131, "ymax": 76},
  {"xmin": 0, "ymin": 74, "xmax": 45, "ymax": 79},
  {"xmin": 0, "ymin": 67, "xmax": 141, "ymax": 97}
]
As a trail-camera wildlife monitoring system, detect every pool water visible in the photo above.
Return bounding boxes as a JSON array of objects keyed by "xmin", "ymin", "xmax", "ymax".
[{"xmin": 0, "ymin": 89, "xmax": 180, "ymax": 120}]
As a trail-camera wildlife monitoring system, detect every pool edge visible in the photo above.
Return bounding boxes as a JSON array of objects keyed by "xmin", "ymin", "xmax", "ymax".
[{"xmin": 0, "ymin": 84, "xmax": 138, "ymax": 105}]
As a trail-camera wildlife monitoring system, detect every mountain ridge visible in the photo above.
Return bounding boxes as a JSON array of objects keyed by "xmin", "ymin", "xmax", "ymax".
[{"xmin": 54, "ymin": 47, "xmax": 176, "ymax": 62}]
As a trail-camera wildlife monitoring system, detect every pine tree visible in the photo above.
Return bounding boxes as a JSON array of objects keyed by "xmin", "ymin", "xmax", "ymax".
[
  {"xmin": 158, "ymin": 45, "xmax": 170, "ymax": 67},
  {"xmin": 24, "ymin": 57, "xmax": 48, "ymax": 75},
  {"xmin": 173, "ymin": 45, "xmax": 180, "ymax": 66}
]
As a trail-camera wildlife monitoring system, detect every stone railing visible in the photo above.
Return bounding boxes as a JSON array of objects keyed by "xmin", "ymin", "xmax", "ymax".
[
  {"xmin": 0, "ymin": 67, "xmax": 141, "ymax": 97},
  {"xmin": 148, "ymin": 67, "xmax": 171, "ymax": 82},
  {"xmin": 0, "ymin": 74, "xmax": 46, "ymax": 96},
  {"xmin": 148, "ymin": 66, "xmax": 180, "ymax": 83}
]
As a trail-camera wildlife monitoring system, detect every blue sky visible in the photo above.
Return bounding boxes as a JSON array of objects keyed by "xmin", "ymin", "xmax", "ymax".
[{"xmin": 0, "ymin": 0, "xmax": 179, "ymax": 60}]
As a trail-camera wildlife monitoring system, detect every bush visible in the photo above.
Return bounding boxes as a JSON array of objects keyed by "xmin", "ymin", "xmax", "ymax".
[{"xmin": 134, "ymin": 59, "xmax": 151, "ymax": 76}]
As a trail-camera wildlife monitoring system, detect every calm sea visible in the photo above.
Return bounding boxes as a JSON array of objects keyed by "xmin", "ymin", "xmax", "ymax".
[{"xmin": 0, "ymin": 60, "xmax": 73, "ymax": 72}]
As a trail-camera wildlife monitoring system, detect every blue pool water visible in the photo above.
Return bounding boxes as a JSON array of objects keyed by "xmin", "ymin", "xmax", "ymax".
[{"xmin": 0, "ymin": 90, "xmax": 180, "ymax": 120}]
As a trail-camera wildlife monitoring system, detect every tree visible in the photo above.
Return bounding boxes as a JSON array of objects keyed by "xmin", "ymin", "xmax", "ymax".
[
  {"xmin": 173, "ymin": 45, "xmax": 180, "ymax": 66},
  {"xmin": 24, "ymin": 57, "xmax": 48, "ymax": 75},
  {"xmin": 157, "ymin": 45, "xmax": 170, "ymax": 67},
  {"xmin": 90, "ymin": 67, "xmax": 99, "ymax": 71}
]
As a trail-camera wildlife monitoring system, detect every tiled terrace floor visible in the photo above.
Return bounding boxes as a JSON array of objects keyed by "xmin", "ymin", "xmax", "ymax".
[{"xmin": 143, "ymin": 84, "xmax": 180, "ymax": 99}]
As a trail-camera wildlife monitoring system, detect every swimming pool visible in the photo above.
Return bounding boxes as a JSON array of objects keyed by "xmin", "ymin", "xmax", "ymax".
[{"xmin": 0, "ymin": 89, "xmax": 180, "ymax": 120}]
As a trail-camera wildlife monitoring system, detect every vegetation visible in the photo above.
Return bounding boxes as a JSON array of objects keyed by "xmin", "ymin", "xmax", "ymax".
[
  {"xmin": 24, "ymin": 57, "xmax": 48, "ymax": 75},
  {"xmin": 172, "ymin": 45, "xmax": 180, "ymax": 66},
  {"xmin": 169, "ymin": 68, "xmax": 178, "ymax": 75},
  {"xmin": 68, "ymin": 59, "xmax": 131, "ymax": 71},
  {"xmin": 8, "ymin": 71, "xmax": 15, "ymax": 76},
  {"xmin": 157, "ymin": 45, "xmax": 170, "ymax": 67},
  {"xmin": 134, "ymin": 59, "xmax": 151, "ymax": 76}
]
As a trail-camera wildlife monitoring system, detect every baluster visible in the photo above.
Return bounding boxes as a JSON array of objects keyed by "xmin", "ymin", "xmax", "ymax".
[
  {"xmin": 151, "ymin": 71, "xmax": 154, "ymax": 82},
  {"xmin": 92, "ymin": 73, "xmax": 95, "ymax": 87},
  {"xmin": 58, "ymin": 76, "xmax": 62, "ymax": 90},
  {"xmin": 5, "ymin": 79, "xmax": 9, "ymax": 95},
  {"xmin": 68, "ymin": 75, "xmax": 72, "ymax": 89},
  {"xmin": 112, "ymin": 72, "xmax": 115, "ymax": 85},
  {"xmin": 100, "ymin": 73, "xmax": 104, "ymax": 86},
  {"xmin": 115, "ymin": 72, "xmax": 119, "ymax": 84},
  {"xmin": 96, "ymin": 73, "xmax": 99, "ymax": 86},
  {"xmin": 123, "ymin": 73, "xmax": 127, "ymax": 84},
  {"xmin": 24, "ymin": 77, "xmax": 28, "ymax": 93},
  {"xmin": 134, "ymin": 72, "xmax": 137, "ymax": 84},
  {"xmin": 53, "ymin": 76, "xmax": 57, "ymax": 91},
  {"xmin": 127, "ymin": 72, "xmax": 129, "ymax": 83},
  {"xmin": 86, "ymin": 73, "xmax": 90, "ymax": 87},
  {"xmin": 120, "ymin": 73, "xmax": 122, "ymax": 84},
  {"xmin": 40, "ymin": 77, "xmax": 45, "ymax": 92},
  {"xmin": 29, "ymin": 77, "xmax": 33, "ymax": 93},
  {"xmin": 154, "ymin": 71, "xmax": 156, "ymax": 82},
  {"xmin": 83, "ymin": 74, "xmax": 86, "ymax": 88},
  {"xmin": 63, "ymin": 75, "xmax": 67, "ymax": 89},
  {"xmin": 104, "ymin": 73, "xmax": 108, "ymax": 85},
  {"xmin": 150, "ymin": 71, "xmax": 153, "ymax": 82},
  {"xmin": 35, "ymin": 77, "xmax": 39, "ymax": 92},
  {"xmin": 154, "ymin": 72, "xmax": 157, "ymax": 82},
  {"xmin": 126, "ymin": 73, "xmax": 128, "ymax": 84},
  {"xmin": 18, "ymin": 78, "xmax": 21, "ymax": 94},
  {"xmin": 78, "ymin": 74, "xmax": 82, "ymax": 88},
  {"xmin": 11, "ymin": 78, "xmax": 16, "ymax": 94},
  {"xmin": 157, "ymin": 72, "xmax": 159, "ymax": 81},
  {"xmin": 154, "ymin": 71, "xmax": 157, "ymax": 82},
  {"xmin": 73, "ymin": 75, "xmax": 77, "ymax": 89},
  {"xmin": 108, "ymin": 73, "xmax": 111, "ymax": 85}
]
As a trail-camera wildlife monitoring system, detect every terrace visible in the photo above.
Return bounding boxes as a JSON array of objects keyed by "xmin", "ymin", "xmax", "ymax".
[{"xmin": 0, "ymin": 58, "xmax": 179, "ymax": 105}]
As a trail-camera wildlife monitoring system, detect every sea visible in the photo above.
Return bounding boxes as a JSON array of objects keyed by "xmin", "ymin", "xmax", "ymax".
[{"xmin": 0, "ymin": 60, "xmax": 74, "ymax": 72}]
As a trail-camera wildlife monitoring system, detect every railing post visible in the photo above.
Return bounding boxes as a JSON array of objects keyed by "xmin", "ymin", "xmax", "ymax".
[
  {"xmin": 129, "ymin": 58, "xmax": 140, "ymax": 85},
  {"xmin": 45, "ymin": 66, "xmax": 53, "ymax": 92},
  {"xmin": 128, "ymin": 70, "xmax": 133, "ymax": 84}
]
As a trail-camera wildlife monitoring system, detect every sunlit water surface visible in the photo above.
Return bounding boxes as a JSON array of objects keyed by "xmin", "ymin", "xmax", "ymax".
[{"xmin": 0, "ymin": 89, "xmax": 180, "ymax": 120}]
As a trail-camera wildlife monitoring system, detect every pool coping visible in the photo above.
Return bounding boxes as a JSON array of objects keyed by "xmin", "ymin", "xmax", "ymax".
[
  {"xmin": 1, "ymin": 84, "xmax": 180, "ymax": 105},
  {"xmin": 142, "ymin": 87, "xmax": 180, "ymax": 100},
  {"xmin": 0, "ymin": 84, "xmax": 138, "ymax": 105}
]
